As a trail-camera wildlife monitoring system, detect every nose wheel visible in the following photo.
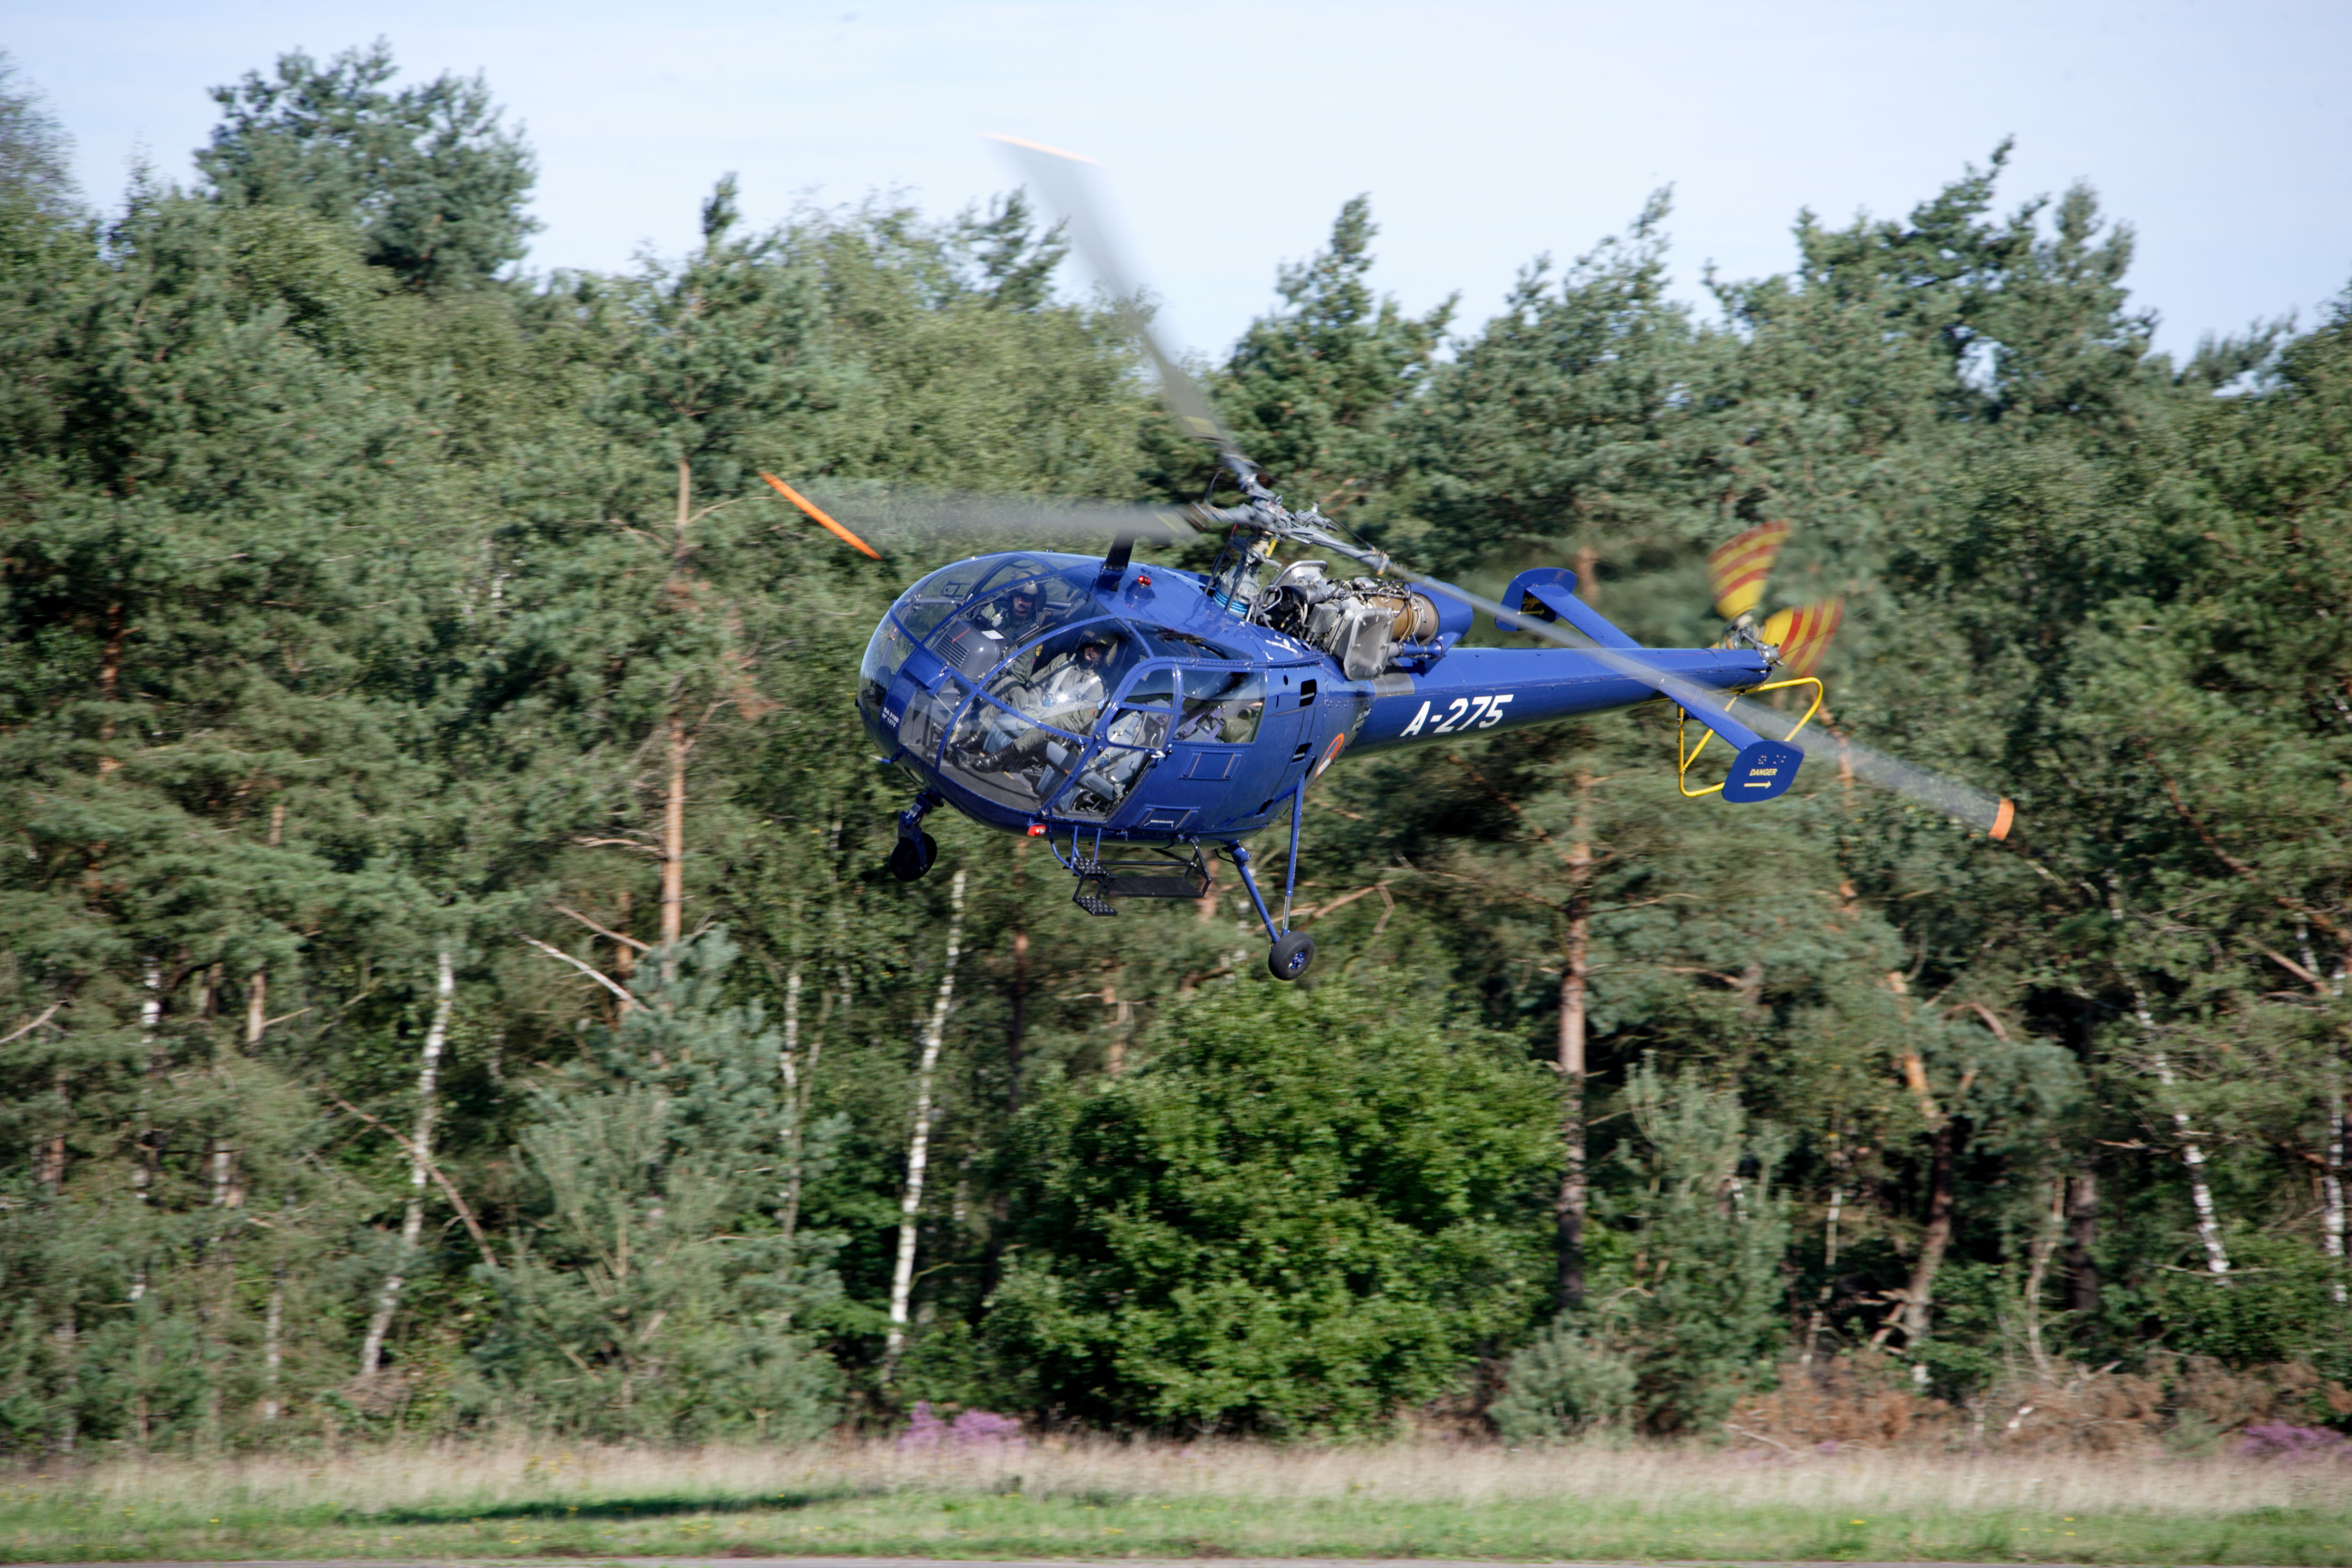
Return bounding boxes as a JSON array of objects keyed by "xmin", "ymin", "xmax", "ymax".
[
  {"xmin": 888, "ymin": 790, "xmax": 945, "ymax": 882},
  {"xmin": 889, "ymin": 830, "xmax": 938, "ymax": 882}
]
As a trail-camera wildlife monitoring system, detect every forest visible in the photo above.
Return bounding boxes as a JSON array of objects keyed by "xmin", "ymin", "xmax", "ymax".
[{"xmin": 2, "ymin": 41, "xmax": 2349, "ymax": 1456}]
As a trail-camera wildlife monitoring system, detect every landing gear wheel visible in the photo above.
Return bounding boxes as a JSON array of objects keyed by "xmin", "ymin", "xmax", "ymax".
[
  {"xmin": 889, "ymin": 831, "xmax": 938, "ymax": 883},
  {"xmin": 1267, "ymin": 930, "xmax": 1315, "ymax": 982}
]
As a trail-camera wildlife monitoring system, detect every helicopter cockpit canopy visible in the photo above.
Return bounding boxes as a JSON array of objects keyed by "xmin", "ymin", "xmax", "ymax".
[{"xmin": 859, "ymin": 554, "xmax": 1276, "ymax": 826}]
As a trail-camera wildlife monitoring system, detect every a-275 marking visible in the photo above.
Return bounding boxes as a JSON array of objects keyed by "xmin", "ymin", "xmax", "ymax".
[{"xmin": 1397, "ymin": 694, "xmax": 1513, "ymax": 737}]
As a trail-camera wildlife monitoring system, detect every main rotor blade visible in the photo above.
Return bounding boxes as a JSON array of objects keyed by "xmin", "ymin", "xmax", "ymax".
[
  {"xmin": 986, "ymin": 135, "xmax": 1245, "ymax": 464},
  {"xmin": 760, "ymin": 473, "xmax": 882, "ymax": 558},
  {"xmin": 784, "ymin": 481, "xmax": 1199, "ymax": 550},
  {"xmin": 1310, "ymin": 539, "xmax": 2014, "ymax": 838}
]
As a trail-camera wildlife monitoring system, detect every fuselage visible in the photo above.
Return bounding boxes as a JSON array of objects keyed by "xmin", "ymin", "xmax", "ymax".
[{"xmin": 858, "ymin": 551, "xmax": 1770, "ymax": 845}]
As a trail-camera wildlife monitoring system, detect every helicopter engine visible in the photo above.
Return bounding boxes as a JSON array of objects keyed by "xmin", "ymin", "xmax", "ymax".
[{"xmin": 1251, "ymin": 562, "xmax": 1443, "ymax": 680}]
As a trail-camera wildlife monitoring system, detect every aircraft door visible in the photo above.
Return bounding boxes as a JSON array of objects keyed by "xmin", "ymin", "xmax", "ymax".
[
  {"xmin": 1240, "ymin": 668, "xmax": 1322, "ymax": 817},
  {"xmin": 1154, "ymin": 666, "xmax": 1264, "ymax": 831},
  {"xmin": 1061, "ymin": 661, "xmax": 1177, "ymax": 823}
]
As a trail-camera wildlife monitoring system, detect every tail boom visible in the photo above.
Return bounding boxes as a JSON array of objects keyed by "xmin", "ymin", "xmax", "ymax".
[{"xmin": 1352, "ymin": 645, "xmax": 1772, "ymax": 753}]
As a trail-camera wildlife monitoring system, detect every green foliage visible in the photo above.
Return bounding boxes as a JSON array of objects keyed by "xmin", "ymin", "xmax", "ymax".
[
  {"xmin": 482, "ymin": 934, "xmax": 840, "ymax": 1440},
  {"xmin": 1221, "ymin": 196, "xmax": 1451, "ymax": 518},
  {"xmin": 988, "ymin": 980, "xmax": 1556, "ymax": 1434},
  {"xmin": 1, "ymin": 37, "xmax": 2349, "ymax": 1454},
  {"xmin": 2135, "ymin": 1235, "xmax": 2352, "ymax": 1375},
  {"xmin": 1587, "ymin": 1067, "xmax": 1793, "ymax": 1432},
  {"xmin": 1491, "ymin": 1327, "xmax": 1638, "ymax": 1442},
  {"xmin": 0, "ymin": 51, "xmax": 74, "ymax": 219},
  {"xmin": 198, "ymin": 41, "xmax": 538, "ymax": 290}
]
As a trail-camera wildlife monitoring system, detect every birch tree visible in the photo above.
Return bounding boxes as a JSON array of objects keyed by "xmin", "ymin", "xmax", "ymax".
[
  {"xmin": 884, "ymin": 869, "xmax": 965, "ymax": 1381},
  {"xmin": 358, "ymin": 947, "xmax": 455, "ymax": 1379}
]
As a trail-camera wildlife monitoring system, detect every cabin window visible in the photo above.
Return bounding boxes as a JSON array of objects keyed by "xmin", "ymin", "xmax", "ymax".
[{"xmin": 1178, "ymin": 669, "xmax": 1265, "ymax": 745}]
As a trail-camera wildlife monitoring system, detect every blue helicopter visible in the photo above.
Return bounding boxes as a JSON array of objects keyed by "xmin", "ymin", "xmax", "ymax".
[{"xmin": 772, "ymin": 139, "xmax": 2015, "ymax": 982}]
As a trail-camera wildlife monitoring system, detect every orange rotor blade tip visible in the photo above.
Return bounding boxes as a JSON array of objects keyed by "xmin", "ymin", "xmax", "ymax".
[
  {"xmin": 760, "ymin": 472, "xmax": 880, "ymax": 559},
  {"xmin": 1990, "ymin": 799, "xmax": 2016, "ymax": 841}
]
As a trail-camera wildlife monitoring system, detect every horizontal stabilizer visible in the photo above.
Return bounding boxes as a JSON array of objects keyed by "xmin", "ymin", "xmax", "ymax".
[{"xmin": 1497, "ymin": 567, "xmax": 1644, "ymax": 650}]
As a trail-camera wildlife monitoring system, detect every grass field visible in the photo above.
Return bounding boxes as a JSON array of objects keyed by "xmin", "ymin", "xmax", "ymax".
[{"xmin": 2, "ymin": 1438, "xmax": 2346, "ymax": 1565}]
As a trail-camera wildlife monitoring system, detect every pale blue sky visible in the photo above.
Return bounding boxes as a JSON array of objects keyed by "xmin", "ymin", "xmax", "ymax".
[{"xmin": 10, "ymin": 0, "xmax": 2348, "ymax": 360}]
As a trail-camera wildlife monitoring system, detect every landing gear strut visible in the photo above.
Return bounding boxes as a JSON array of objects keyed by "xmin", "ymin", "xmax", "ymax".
[
  {"xmin": 889, "ymin": 790, "xmax": 943, "ymax": 882},
  {"xmin": 1225, "ymin": 780, "xmax": 1315, "ymax": 982}
]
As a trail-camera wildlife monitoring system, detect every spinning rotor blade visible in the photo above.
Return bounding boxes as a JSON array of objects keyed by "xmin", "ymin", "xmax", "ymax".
[
  {"xmin": 771, "ymin": 479, "xmax": 1200, "ymax": 552},
  {"xmin": 760, "ymin": 473, "xmax": 882, "ymax": 558},
  {"xmin": 1761, "ymin": 597, "xmax": 1844, "ymax": 680},
  {"xmin": 987, "ymin": 135, "xmax": 1247, "ymax": 467},
  {"xmin": 1707, "ymin": 521, "xmax": 1790, "ymax": 620},
  {"xmin": 971, "ymin": 142, "xmax": 2006, "ymax": 839}
]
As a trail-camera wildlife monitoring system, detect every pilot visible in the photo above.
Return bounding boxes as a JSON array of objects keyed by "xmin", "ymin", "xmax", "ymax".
[{"xmin": 986, "ymin": 581, "xmax": 1054, "ymax": 644}]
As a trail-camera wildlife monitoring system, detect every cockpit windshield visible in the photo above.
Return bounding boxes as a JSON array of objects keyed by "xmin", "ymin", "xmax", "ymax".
[
  {"xmin": 929, "ymin": 570, "xmax": 1090, "ymax": 685},
  {"xmin": 1177, "ymin": 667, "xmax": 1266, "ymax": 744},
  {"xmin": 861, "ymin": 555, "xmax": 1093, "ymax": 725},
  {"xmin": 866, "ymin": 552, "xmax": 1269, "ymax": 828},
  {"xmin": 938, "ymin": 620, "xmax": 1135, "ymax": 816}
]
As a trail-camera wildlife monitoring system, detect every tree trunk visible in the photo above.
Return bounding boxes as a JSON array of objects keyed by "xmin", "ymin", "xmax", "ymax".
[
  {"xmin": 2129, "ymin": 992, "xmax": 2230, "ymax": 1276},
  {"xmin": 1105, "ymin": 972, "xmax": 1132, "ymax": 1078},
  {"xmin": 2021, "ymin": 1176, "xmax": 2064, "ymax": 1380},
  {"xmin": 780, "ymin": 963, "xmax": 803, "ymax": 1254},
  {"xmin": 2065, "ymin": 1162, "xmax": 2101, "ymax": 1316},
  {"xmin": 95, "ymin": 601, "xmax": 124, "ymax": 776},
  {"xmin": 1900, "ymin": 1118, "xmax": 1959, "ymax": 1345},
  {"xmin": 1805, "ymin": 1144, "xmax": 1847, "ymax": 1364},
  {"xmin": 884, "ymin": 870, "xmax": 966, "ymax": 1381},
  {"xmin": 654, "ymin": 453, "xmax": 695, "ymax": 976},
  {"xmin": 39, "ymin": 1064, "xmax": 67, "ymax": 1192},
  {"xmin": 50, "ymin": 1315, "xmax": 76, "ymax": 1454},
  {"xmin": 2140, "ymin": 1028, "xmax": 2229, "ymax": 1275},
  {"xmin": 261, "ymin": 1265, "xmax": 285, "ymax": 1422},
  {"xmin": 1574, "ymin": 543, "xmax": 1599, "ymax": 605},
  {"xmin": 1007, "ymin": 925, "xmax": 1029, "ymax": 1110},
  {"xmin": 2325, "ymin": 1069, "xmax": 2347, "ymax": 1306},
  {"xmin": 247, "ymin": 803, "xmax": 284, "ymax": 1048},
  {"xmin": 612, "ymin": 888, "xmax": 637, "ymax": 983},
  {"xmin": 660, "ymin": 712, "xmax": 688, "ymax": 964},
  {"xmin": 1554, "ymin": 774, "xmax": 1592, "ymax": 1313},
  {"xmin": 209, "ymin": 1138, "xmax": 240, "ymax": 1209},
  {"xmin": 778, "ymin": 964, "xmax": 825, "ymax": 1295},
  {"xmin": 1008, "ymin": 836, "xmax": 1029, "ymax": 1110},
  {"xmin": 359, "ymin": 946, "xmax": 455, "ymax": 1378}
]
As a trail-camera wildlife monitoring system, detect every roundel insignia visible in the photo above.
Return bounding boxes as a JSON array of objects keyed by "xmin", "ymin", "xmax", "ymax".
[
  {"xmin": 1312, "ymin": 733, "xmax": 1348, "ymax": 779},
  {"xmin": 1724, "ymin": 738, "xmax": 1801, "ymax": 802}
]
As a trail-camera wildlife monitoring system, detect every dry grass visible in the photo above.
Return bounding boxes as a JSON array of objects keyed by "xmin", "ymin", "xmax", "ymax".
[
  {"xmin": 5, "ymin": 1437, "xmax": 2348, "ymax": 1563},
  {"xmin": 48, "ymin": 1435, "xmax": 2337, "ymax": 1513}
]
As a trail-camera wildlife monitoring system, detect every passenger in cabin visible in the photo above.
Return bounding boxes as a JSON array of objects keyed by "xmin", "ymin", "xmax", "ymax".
[
  {"xmin": 970, "ymin": 633, "xmax": 1119, "ymax": 777},
  {"xmin": 1026, "ymin": 632, "xmax": 1115, "ymax": 735}
]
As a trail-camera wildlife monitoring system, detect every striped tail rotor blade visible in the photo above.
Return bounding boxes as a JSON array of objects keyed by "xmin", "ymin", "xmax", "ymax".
[
  {"xmin": 1707, "ymin": 520, "xmax": 1791, "ymax": 620},
  {"xmin": 1762, "ymin": 596, "xmax": 1844, "ymax": 678}
]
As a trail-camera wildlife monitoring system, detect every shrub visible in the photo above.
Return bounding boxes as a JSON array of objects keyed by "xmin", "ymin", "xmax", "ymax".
[
  {"xmin": 988, "ymin": 978, "xmax": 1556, "ymax": 1435},
  {"xmin": 899, "ymin": 1400, "xmax": 1024, "ymax": 1451},
  {"xmin": 2238, "ymin": 1421, "xmax": 2350, "ymax": 1463},
  {"xmin": 1491, "ymin": 1328, "xmax": 1638, "ymax": 1442}
]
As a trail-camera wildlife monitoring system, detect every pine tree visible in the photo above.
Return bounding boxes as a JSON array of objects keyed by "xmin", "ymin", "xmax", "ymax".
[
  {"xmin": 198, "ymin": 41, "xmax": 538, "ymax": 291},
  {"xmin": 1220, "ymin": 196, "xmax": 1451, "ymax": 520}
]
